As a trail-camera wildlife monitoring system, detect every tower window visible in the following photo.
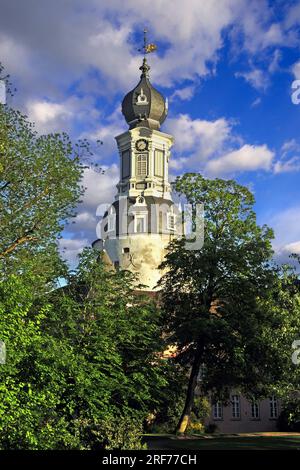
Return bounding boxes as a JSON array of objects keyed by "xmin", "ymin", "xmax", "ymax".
[
  {"xmin": 135, "ymin": 215, "xmax": 147, "ymax": 233},
  {"xmin": 123, "ymin": 247, "xmax": 130, "ymax": 254},
  {"xmin": 154, "ymin": 149, "xmax": 164, "ymax": 177},
  {"xmin": 107, "ymin": 206, "xmax": 116, "ymax": 232},
  {"xmin": 136, "ymin": 154, "xmax": 148, "ymax": 177},
  {"xmin": 122, "ymin": 150, "xmax": 130, "ymax": 178}
]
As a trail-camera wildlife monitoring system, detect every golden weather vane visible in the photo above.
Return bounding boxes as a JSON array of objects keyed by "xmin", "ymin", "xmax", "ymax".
[{"xmin": 138, "ymin": 28, "xmax": 157, "ymax": 57}]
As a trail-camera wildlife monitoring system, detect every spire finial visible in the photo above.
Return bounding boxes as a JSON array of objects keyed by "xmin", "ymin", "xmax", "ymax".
[
  {"xmin": 143, "ymin": 28, "xmax": 148, "ymax": 59},
  {"xmin": 138, "ymin": 28, "xmax": 157, "ymax": 78}
]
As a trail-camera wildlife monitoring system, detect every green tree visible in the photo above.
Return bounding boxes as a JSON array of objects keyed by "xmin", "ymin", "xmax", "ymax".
[
  {"xmin": 264, "ymin": 259, "xmax": 300, "ymax": 409},
  {"xmin": 159, "ymin": 173, "xmax": 299, "ymax": 433},
  {"xmin": 43, "ymin": 249, "xmax": 168, "ymax": 449},
  {"xmin": 0, "ymin": 63, "xmax": 83, "ymax": 276},
  {"xmin": 0, "ymin": 249, "xmax": 169, "ymax": 449}
]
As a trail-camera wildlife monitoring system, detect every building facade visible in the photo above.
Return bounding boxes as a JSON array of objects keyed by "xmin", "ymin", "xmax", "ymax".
[{"xmin": 205, "ymin": 394, "xmax": 280, "ymax": 433}]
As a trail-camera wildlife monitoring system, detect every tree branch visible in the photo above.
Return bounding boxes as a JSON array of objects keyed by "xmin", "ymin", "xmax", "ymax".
[
  {"xmin": 0, "ymin": 233, "xmax": 38, "ymax": 258},
  {"xmin": 0, "ymin": 181, "xmax": 10, "ymax": 192}
]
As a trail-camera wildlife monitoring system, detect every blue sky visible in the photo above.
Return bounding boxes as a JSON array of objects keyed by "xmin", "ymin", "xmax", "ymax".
[{"xmin": 1, "ymin": 0, "xmax": 300, "ymax": 266}]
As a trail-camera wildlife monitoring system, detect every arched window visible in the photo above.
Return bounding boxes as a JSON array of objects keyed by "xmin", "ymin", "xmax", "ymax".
[{"xmin": 269, "ymin": 396, "xmax": 278, "ymax": 419}]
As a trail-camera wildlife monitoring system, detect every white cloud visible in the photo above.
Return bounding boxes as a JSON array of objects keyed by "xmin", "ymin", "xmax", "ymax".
[
  {"xmin": 275, "ymin": 242, "xmax": 300, "ymax": 267},
  {"xmin": 268, "ymin": 206, "xmax": 300, "ymax": 266},
  {"xmin": 170, "ymin": 86, "xmax": 195, "ymax": 102},
  {"xmin": 27, "ymin": 100, "xmax": 73, "ymax": 133},
  {"xmin": 281, "ymin": 139, "xmax": 300, "ymax": 155},
  {"xmin": 83, "ymin": 106, "xmax": 124, "ymax": 159},
  {"xmin": 292, "ymin": 61, "xmax": 300, "ymax": 80},
  {"xmin": 166, "ymin": 114, "xmax": 233, "ymax": 169},
  {"xmin": 251, "ymin": 97, "xmax": 262, "ymax": 108},
  {"xmin": 61, "ymin": 164, "xmax": 119, "ymax": 266},
  {"xmin": 285, "ymin": 2, "xmax": 300, "ymax": 29},
  {"xmin": 235, "ymin": 68, "xmax": 269, "ymax": 90},
  {"xmin": 26, "ymin": 96, "xmax": 100, "ymax": 134},
  {"xmin": 58, "ymin": 237, "xmax": 88, "ymax": 268},
  {"xmin": 0, "ymin": 34, "xmax": 32, "ymax": 81},
  {"xmin": 273, "ymin": 139, "xmax": 300, "ymax": 174},
  {"xmin": 81, "ymin": 165, "xmax": 119, "ymax": 211},
  {"xmin": 205, "ymin": 144, "xmax": 274, "ymax": 175},
  {"xmin": 166, "ymin": 114, "xmax": 275, "ymax": 177},
  {"xmin": 274, "ymin": 157, "xmax": 300, "ymax": 174},
  {"xmin": 281, "ymin": 241, "xmax": 300, "ymax": 255},
  {"xmin": 233, "ymin": 2, "xmax": 285, "ymax": 53},
  {"xmin": 72, "ymin": 211, "xmax": 98, "ymax": 233},
  {"xmin": 25, "ymin": 98, "xmax": 124, "ymax": 165},
  {"xmin": 269, "ymin": 206, "xmax": 300, "ymax": 251},
  {"xmin": 0, "ymin": 0, "xmax": 293, "ymax": 103},
  {"xmin": 268, "ymin": 49, "xmax": 281, "ymax": 73}
]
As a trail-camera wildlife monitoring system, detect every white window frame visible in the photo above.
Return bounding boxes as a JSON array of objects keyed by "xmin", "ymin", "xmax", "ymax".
[
  {"xmin": 136, "ymin": 153, "xmax": 148, "ymax": 177},
  {"xmin": 251, "ymin": 400, "xmax": 260, "ymax": 419},
  {"xmin": 269, "ymin": 396, "xmax": 278, "ymax": 419},
  {"xmin": 167, "ymin": 212, "xmax": 176, "ymax": 232},
  {"xmin": 231, "ymin": 395, "xmax": 240, "ymax": 419},
  {"xmin": 212, "ymin": 401, "xmax": 223, "ymax": 420}
]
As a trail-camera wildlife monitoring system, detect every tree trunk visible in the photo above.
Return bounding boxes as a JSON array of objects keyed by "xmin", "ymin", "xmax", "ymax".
[{"xmin": 175, "ymin": 343, "xmax": 203, "ymax": 434}]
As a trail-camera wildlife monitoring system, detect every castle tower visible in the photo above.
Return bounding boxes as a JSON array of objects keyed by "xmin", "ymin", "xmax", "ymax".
[{"xmin": 93, "ymin": 36, "xmax": 179, "ymax": 290}]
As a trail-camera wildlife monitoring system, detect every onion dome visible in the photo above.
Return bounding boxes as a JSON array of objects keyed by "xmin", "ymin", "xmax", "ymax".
[{"xmin": 121, "ymin": 58, "xmax": 168, "ymax": 131}]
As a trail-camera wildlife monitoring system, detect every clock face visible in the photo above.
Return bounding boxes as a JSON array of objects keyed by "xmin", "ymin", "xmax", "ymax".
[{"xmin": 135, "ymin": 139, "xmax": 148, "ymax": 152}]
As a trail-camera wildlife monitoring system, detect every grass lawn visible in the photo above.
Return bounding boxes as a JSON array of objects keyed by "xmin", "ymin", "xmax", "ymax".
[{"xmin": 144, "ymin": 433, "xmax": 300, "ymax": 450}]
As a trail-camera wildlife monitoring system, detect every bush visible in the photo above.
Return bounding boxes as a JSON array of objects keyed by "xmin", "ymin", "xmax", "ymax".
[
  {"xmin": 186, "ymin": 396, "xmax": 210, "ymax": 435},
  {"xmin": 80, "ymin": 415, "xmax": 147, "ymax": 450},
  {"xmin": 205, "ymin": 423, "xmax": 218, "ymax": 434},
  {"xmin": 277, "ymin": 399, "xmax": 300, "ymax": 432},
  {"xmin": 186, "ymin": 421, "xmax": 205, "ymax": 434}
]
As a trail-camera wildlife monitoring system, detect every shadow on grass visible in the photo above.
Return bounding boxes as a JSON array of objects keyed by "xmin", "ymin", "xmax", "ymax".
[{"xmin": 143, "ymin": 434, "xmax": 300, "ymax": 450}]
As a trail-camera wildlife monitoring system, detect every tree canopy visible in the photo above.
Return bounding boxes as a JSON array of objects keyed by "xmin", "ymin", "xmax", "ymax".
[{"xmin": 159, "ymin": 173, "xmax": 300, "ymax": 433}]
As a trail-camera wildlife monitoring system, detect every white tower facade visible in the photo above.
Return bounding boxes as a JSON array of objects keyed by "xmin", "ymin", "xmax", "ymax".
[{"xmin": 93, "ymin": 57, "xmax": 179, "ymax": 290}]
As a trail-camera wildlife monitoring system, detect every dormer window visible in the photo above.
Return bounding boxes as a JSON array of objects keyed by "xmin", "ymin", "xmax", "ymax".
[{"xmin": 136, "ymin": 88, "xmax": 148, "ymax": 105}]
